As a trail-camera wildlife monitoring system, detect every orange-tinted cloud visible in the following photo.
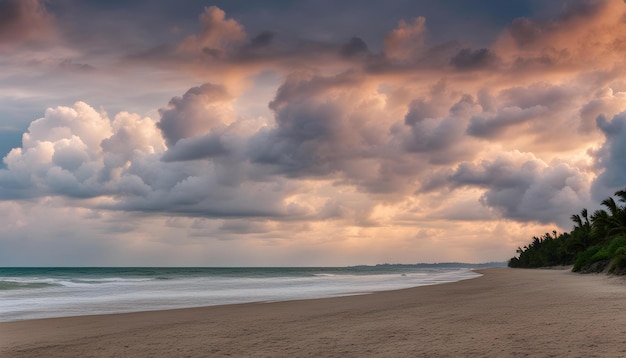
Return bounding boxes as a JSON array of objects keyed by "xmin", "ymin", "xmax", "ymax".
[
  {"xmin": 177, "ymin": 6, "xmax": 247, "ymax": 57},
  {"xmin": 384, "ymin": 17, "xmax": 427, "ymax": 60},
  {"xmin": 3, "ymin": 1, "xmax": 626, "ymax": 265},
  {"xmin": 494, "ymin": 0, "xmax": 626, "ymax": 71}
]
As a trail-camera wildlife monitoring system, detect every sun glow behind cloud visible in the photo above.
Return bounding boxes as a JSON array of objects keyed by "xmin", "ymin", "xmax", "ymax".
[{"xmin": 0, "ymin": 0, "xmax": 626, "ymax": 266}]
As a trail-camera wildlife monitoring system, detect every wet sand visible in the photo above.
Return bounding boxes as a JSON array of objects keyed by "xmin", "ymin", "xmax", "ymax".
[{"xmin": 2, "ymin": 268, "xmax": 626, "ymax": 357}]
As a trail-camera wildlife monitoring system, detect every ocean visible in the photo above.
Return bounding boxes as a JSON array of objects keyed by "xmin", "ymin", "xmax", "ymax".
[{"xmin": 0, "ymin": 265, "xmax": 486, "ymax": 322}]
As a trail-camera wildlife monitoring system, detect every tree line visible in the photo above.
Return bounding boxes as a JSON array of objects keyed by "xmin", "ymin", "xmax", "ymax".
[{"xmin": 509, "ymin": 188, "xmax": 626, "ymax": 274}]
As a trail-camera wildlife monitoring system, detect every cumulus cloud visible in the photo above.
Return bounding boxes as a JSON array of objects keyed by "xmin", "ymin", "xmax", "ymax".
[
  {"xmin": 157, "ymin": 83, "xmax": 234, "ymax": 147},
  {"xmin": 248, "ymin": 71, "xmax": 387, "ymax": 177},
  {"xmin": 0, "ymin": 99, "xmax": 316, "ymax": 220},
  {"xmin": 494, "ymin": 0, "xmax": 626, "ymax": 70},
  {"xmin": 591, "ymin": 111, "xmax": 626, "ymax": 199},
  {"xmin": 403, "ymin": 94, "xmax": 482, "ymax": 164},
  {"xmin": 0, "ymin": 102, "xmax": 162, "ymax": 199},
  {"xmin": 177, "ymin": 6, "xmax": 247, "ymax": 56},
  {"xmin": 450, "ymin": 151, "xmax": 591, "ymax": 226},
  {"xmin": 579, "ymin": 88, "xmax": 626, "ymax": 133},
  {"xmin": 6, "ymin": 0, "xmax": 617, "ymax": 225},
  {"xmin": 5, "ymin": 1, "xmax": 626, "ymax": 265}
]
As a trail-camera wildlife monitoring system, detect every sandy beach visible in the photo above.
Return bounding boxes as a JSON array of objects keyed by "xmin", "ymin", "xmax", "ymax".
[{"xmin": 2, "ymin": 268, "xmax": 626, "ymax": 357}]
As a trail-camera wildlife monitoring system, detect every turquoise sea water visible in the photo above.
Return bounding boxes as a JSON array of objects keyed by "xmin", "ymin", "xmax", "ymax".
[{"xmin": 0, "ymin": 265, "xmax": 493, "ymax": 322}]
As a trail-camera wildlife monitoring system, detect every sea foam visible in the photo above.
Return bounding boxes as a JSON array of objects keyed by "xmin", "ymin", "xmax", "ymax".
[{"xmin": 0, "ymin": 266, "xmax": 483, "ymax": 322}]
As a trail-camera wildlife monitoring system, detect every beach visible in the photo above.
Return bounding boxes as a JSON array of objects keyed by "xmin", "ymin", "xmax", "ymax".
[{"xmin": 2, "ymin": 268, "xmax": 626, "ymax": 357}]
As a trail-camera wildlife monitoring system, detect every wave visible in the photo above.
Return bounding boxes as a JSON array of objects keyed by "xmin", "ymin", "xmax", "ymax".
[
  {"xmin": 0, "ymin": 267, "xmax": 483, "ymax": 322},
  {"xmin": 0, "ymin": 280, "xmax": 61, "ymax": 291},
  {"xmin": 68, "ymin": 277, "xmax": 154, "ymax": 284}
]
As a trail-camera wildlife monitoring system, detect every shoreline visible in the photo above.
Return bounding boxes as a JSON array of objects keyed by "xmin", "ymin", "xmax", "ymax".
[
  {"xmin": 0, "ymin": 266, "xmax": 481, "ymax": 322},
  {"xmin": 0, "ymin": 270, "xmax": 481, "ymax": 324},
  {"xmin": 3, "ymin": 268, "xmax": 626, "ymax": 357}
]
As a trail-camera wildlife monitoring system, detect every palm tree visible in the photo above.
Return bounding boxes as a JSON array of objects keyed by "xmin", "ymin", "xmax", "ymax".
[
  {"xmin": 569, "ymin": 208, "xmax": 592, "ymax": 251},
  {"xmin": 614, "ymin": 189, "xmax": 626, "ymax": 203},
  {"xmin": 590, "ymin": 209, "xmax": 612, "ymax": 243},
  {"xmin": 571, "ymin": 209, "xmax": 590, "ymax": 231},
  {"xmin": 601, "ymin": 197, "xmax": 620, "ymax": 217},
  {"xmin": 599, "ymin": 193, "xmax": 626, "ymax": 238},
  {"xmin": 570, "ymin": 213, "xmax": 583, "ymax": 229}
]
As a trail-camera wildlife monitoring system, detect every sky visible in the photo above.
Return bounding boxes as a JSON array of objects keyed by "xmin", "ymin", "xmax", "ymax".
[{"xmin": 1, "ymin": 0, "xmax": 626, "ymax": 266}]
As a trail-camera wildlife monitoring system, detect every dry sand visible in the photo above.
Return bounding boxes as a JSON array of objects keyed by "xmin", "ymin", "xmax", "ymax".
[{"xmin": 2, "ymin": 268, "xmax": 626, "ymax": 357}]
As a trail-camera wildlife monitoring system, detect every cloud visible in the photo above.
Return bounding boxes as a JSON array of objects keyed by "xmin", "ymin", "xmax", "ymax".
[
  {"xmin": 579, "ymin": 88, "xmax": 626, "ymax": 134},
  {"xmin": 467, "ymin": 105, "xmax": 547, "ymax": 138},
  {"xmin": 177, "ymin": 6, "xmax": 247, "ymax": 56},
  {"xmin": 5, "ymin": 1, "xmax": 626, "ymax": 265},
  {"xmin": 248, "ymin": 71, "xmax": 382, "ymax": 177},
  {"xmin": 340, "ymin": 37, "xmax": 369, "ymax": 58},
  {"xmin": 591, "ymin": 111, "xmax": 626, "ymax": 199},
  {"xmin": 249, "ymin": 30, "xmax": 275, "ymax": 48},
  {"xmin": 0, "ymin": 0, "xmax": 57, "ymax": 49},
  {"xmin": 2, "ymin": 3, "xmax": 618, "ymax": 218},
  {"xmin": 450, "ymin": 151, "xmax": 591, "ymax": 226},
  {"xmin": 0, "ymin": 110, "xmax": 97, "ymax": 198},
  {"xmin": 450, "ymin": 48, "xmax": 500, "ymax": 71},
  {"xmin": 403, "ymin": 93, "xmax": 482, "ymax": 164},
  {"xmin": 494, "ymin": 0, "xmax": 626, "ymax": 70},
  {"xmin": 459, "ymin": 81, "xmax": 605, "ymax": 155},
  {"xmin": 384, "ymin": 17, "xmax": 427, "ymax": 60},
  {"xmin": 157, "ymin": 83, "xmax": 234, "ymax": 147},
  {"xmin": 160, "ymin": 133, "xmax": 230, "ymax": 162},
  {"xmin": 129, "ymin": 5, "xmax": 368, "ymax": 75},
  {"xmin": 0, "ymin": 99, "xmax": 317, "ymax": 220},
  {"xmin": 0, "ymin": 102, "xmax": 165, "ymax": 199}
]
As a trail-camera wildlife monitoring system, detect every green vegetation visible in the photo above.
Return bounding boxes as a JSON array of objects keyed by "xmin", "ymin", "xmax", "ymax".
[{"xmin": 509, "ymin": 189, "xmax": 626, "ymax": 274}]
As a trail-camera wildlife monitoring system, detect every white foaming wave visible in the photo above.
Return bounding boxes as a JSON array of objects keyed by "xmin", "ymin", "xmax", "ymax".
[{"xmin": 0, "ymin": 268, "xmax": 481, "ymax": 322}]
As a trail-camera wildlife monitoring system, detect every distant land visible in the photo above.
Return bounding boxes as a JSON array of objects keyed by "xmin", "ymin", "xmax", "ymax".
[{"xmin": 371, "ymin": 262, "xmax": 507, "ymax": 269}]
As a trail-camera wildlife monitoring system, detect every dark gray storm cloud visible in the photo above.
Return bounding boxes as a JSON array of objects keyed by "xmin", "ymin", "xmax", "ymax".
[
  {"xmin": 248, "ymin": 105, "xmax": 339, "ymax": 176},
  {"xmin": 403, "ymin": 94, "xmax": 480, "ymax": 164},
  {"xmin": 592, "ymin": 112, "xmax": 626, "ymax": 200},
  {"xmin": 160, "ymin": 133, "xmax": 230, "ymax": 162},
  {"xmin": 449, "ymin": 48, "xmax": 499, "ymax": 71},
  {"xmin": 340, "ymin": 37, "xmax": 369, "ymax": 58},
  {"xmin": 249, "ymin": 30, "xmax": 275, "ymax": 48},
  {"xmin": 449, "ymin": 154, "xmax": 589, "ymax": 225},
  {"xmin": 1, "ymin": 0, "xmax": 625, "ymax": 231},
  {"xmin": 0, "ymin": 0, "xmax": 56, "ymax": 47},
  {"xmin": 404, "ymin": 97, "xmax": 447, "ymax": 126}
]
